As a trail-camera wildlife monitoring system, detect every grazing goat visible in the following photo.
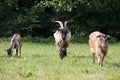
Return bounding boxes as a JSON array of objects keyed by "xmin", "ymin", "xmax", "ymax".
[
  {"xmin": 54, "ymin": 21, "xmax": 71, "ymax": 59},
  {"xmin": 89, "ymin": 31, "xmax": 110, "ymax": 67},
  {"xmin": 6, "ymin": 34, "xmax": 22, "ymax": 56}
]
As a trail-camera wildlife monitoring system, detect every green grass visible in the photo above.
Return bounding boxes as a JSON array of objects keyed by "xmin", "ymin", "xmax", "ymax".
[{"xmin": 0, "ymin": 41, "xmax": 120, "ymax": 80}]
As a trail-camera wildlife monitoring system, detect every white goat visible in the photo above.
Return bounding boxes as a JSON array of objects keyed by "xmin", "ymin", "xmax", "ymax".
[{"xmin": 54, "ymin": 21, "xmax": 71, "ymax": 59}]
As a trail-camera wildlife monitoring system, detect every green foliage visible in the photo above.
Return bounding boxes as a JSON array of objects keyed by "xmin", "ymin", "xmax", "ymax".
[
  {"xmin": 22, "ymin": 36, "xmax": 54, "ymax": 43},
  {"xmin": 0, "ymin": 35, "xmax": 118, "ymax": 44},
  {"xmin": 0, "ymin": 0, "xmax": 120, "ymax": 41},
  {"xmin": 33, "ymin": 36, "xmax": 54, "ymax": 43},
  {"xmin": 22, "ymin": 35, "xmax": 33, "ymax": 42},
  {"xmin": 108, "ymin": 37, "xmax": 118, "ymax": 43}
]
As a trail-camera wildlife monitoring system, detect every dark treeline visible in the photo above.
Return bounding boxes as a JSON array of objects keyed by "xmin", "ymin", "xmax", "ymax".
[{"xmin": 0, "ymin": 0, "xmax": 120, "ymax": 41}]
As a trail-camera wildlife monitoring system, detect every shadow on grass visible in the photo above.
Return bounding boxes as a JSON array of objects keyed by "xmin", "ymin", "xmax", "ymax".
[
  {"xmin": 32, "ymin": 54, "xmax": 43, "ymax": 58},
  {"xmin": 0, "ymin": 55, "xmax": 23, "ymax": 60},
  {"xmin": 109, "ymin": 62, "xmax": 120, "ymax": 68},
  {"xmin": 13, "ymin": 56, "xmax": 22, "ymax": 58},
  {"xmin": 32, "ymin": 54, "xmax": 45, "ymax": 58},
  {"xmin": 71, "ymin": 55, "xmax": 91, "ymax": 59}
]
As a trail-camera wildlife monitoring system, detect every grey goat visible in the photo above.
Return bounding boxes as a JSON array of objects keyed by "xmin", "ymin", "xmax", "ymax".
[{"xmin": 6, "ymin": 34, "xmax": 22, "ymax": 56}]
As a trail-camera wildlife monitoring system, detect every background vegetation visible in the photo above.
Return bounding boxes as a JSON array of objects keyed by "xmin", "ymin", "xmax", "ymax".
[
  {"xmin": 0, "ymin": 1, "xmax": 120, "ymax": 80},
  {"xmin": 0, "ymin": 0, "xmax": 120, "ymax": 42}
]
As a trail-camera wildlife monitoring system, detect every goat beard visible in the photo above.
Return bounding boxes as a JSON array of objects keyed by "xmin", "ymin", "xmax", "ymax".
[{"xmin": 59, "ymin": 49, "xmax": 67, "ymax": 59}]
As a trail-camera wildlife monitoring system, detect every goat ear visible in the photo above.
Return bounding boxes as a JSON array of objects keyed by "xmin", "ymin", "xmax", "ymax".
[{"xmin": 106, "ymin": 35, "xmax": 111, "ymax": 38}]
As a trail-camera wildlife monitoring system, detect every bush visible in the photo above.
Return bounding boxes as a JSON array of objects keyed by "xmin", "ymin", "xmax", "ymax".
[
  {"xmin": 0, "ymin": 37, "xmax": 10, "ymax": 42},
  {"xmin": 22, "ymin": 35, "xmax": 33, "ymax": 42},
  {"xmin": 33, "ymin": 36, "xmax": 54, "ymax": 43},
  {"xmin": 71, "ymin": 34, "xmax": 88, "ymax": 43},
  {"xmin": 22, "ymin": 36, "xmax": 54, "ymax": 43},
  {"xmin": 108, "ymin": 37, "xmax": 118, "ymax": 43},
  {"xmin": 0, "ymin": 35, "xmax": 118, "ymax": 44}
]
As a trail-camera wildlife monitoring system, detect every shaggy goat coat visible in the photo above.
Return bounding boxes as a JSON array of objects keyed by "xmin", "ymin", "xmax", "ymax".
[
  {"xmin": 7, "ymin": 34, "xmax": 22, "ymax": 56},
  {"xmin": 54, "ymin": 21, "xmax": 71, "ymax": 59},
  {"xmin": 89, "ymin": 31, "xmax": 110, "ymax": 67}
]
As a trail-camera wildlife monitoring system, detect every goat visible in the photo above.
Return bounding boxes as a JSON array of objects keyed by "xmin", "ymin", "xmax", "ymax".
[
  {"xmin": 89, "ymin": 31, "xmax": 110, "ymax": 67},
  {"xmin": 6, "ymin": 34, "xmax": 22, "ymax": 57},
  {"xmin": 54, "ymin": 21, "xmax": 71, "ymax": 59}
]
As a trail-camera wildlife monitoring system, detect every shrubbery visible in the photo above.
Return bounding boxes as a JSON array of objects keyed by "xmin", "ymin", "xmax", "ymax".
[
  {"xmin": 0, "ymin": 35, "xmax": 118, "ymax": 44},
  {"xmin": 0, "ymin": 0, "xmax": 120, "ymax": 41}
]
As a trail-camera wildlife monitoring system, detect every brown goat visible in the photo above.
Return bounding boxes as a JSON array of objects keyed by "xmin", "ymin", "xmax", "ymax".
[
  {"xmin": 6, "ymin": 34, "xmax": 22, "ymax": 56},
  {"xmin": 89, "ymin": 31, "xmax": 110, "ymax": 67},
  {"xmin": 54, "ymin": 21, "xmax": 71, "ymax": 59}
]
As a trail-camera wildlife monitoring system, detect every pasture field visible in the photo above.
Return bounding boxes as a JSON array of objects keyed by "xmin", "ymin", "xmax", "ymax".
[{"xmin": 0, "ymin": 41, "xmax": 120, "ymax": 80}]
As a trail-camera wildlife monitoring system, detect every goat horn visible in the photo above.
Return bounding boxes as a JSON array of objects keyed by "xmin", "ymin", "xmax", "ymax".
[
  {"xmin": 55, "ymin": 21, "xmax": 64, "ymax": 29},
  {"xmin": 64, "ymin": 21, "xmax": 69, "ymax": 29}
]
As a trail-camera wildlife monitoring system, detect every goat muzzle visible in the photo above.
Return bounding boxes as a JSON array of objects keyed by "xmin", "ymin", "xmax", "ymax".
[{"xmin": 59, "ymin": 49, "xmax": 67, "ymax": 59}]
